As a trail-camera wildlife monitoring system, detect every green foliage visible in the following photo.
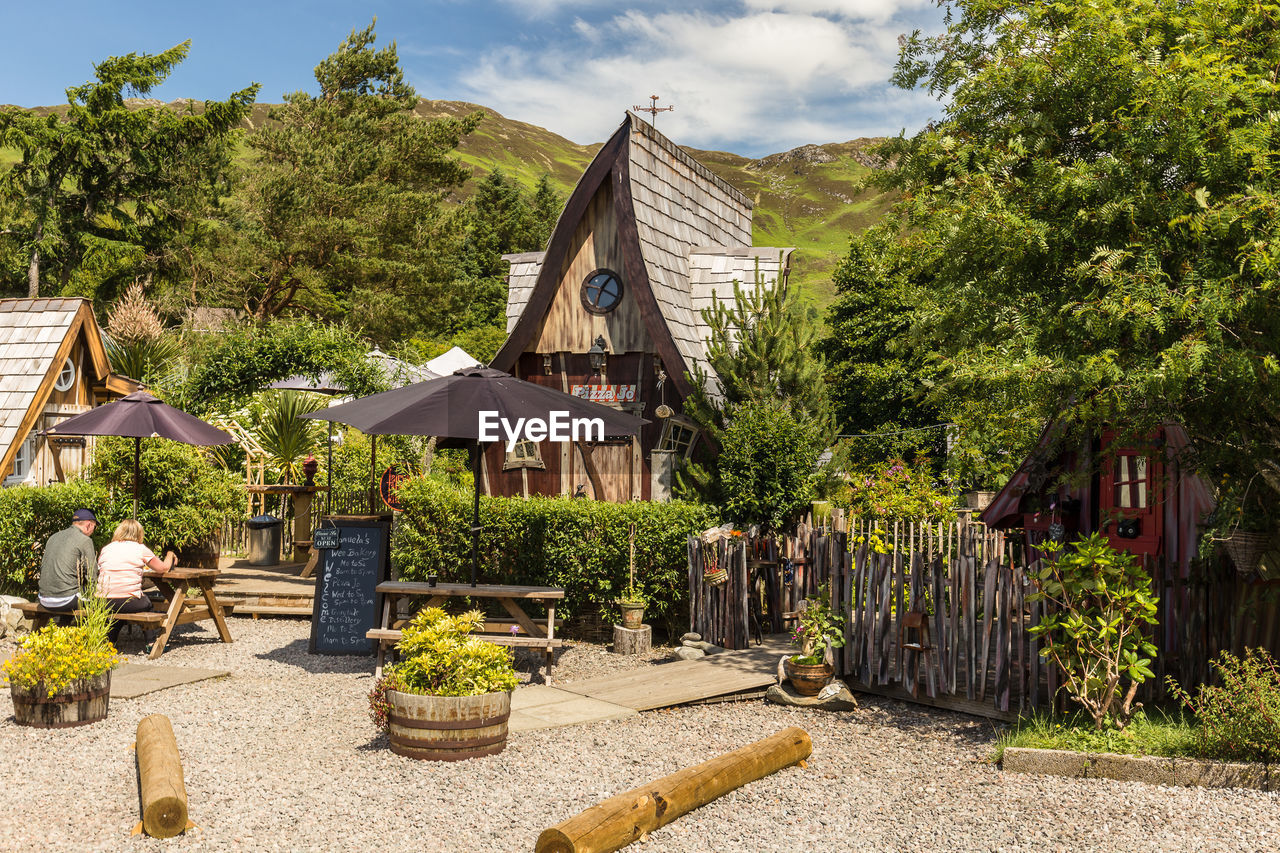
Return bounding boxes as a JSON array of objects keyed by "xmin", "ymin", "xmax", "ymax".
[
  {"xmin": 791, "ymin": 581, "xmax": 845, "ymax": 663},
  {"xmin": 171, "ymin": 319, "xmax": 384, "ymax": 413},
  {"xmin": 992, "ymin": 710, "xmax": 1197, "ymax": 763},
  {"xmin": 390, "ymin": 607, "xmax": 519, "ymax": 697},
  {"xmin": 0, "ymin": 481, "xmax": 109, "ymax": 595},
  {"xmin": 840, "ymin": 458, "xmax": 957, "ymax": 521},
  {"xmin": 0, "ymin": 42, "xmax": 256, "ymax": 297},
  {"xmin": 195, "ymin": 21, "xmax": 481, "ymax": 344},
  {"xmin": 1168, "ymin": 649, "xmax": 1280, "ymax": 762},
  {"xmin": 821, "ymin": 232, "xmax": 944, "ymax": 467},
  {"xmin": 255, "ymin": 391, "xmax": 326, "ymax": 484},
  {"xmin": 392, "ymin": 478, "xmax": 717, "ymax": 634},
  {"xmin": 716, "ymin": 399, "xmax": 825, "ymax": 532},
  {"xmin": 88, "ymin": 437, "xmax": 241, "ymax": 551},
  {"xmin": 882, "ymin": 0, "xmax": 1280, "ymax": 506},
  {"xmin": 1028, "ymin": 534, "xmax": 1160, "ymax": 730},
  {"xmin": 1, "ymin": 620, "xmax": 120, "ymax": 696}
]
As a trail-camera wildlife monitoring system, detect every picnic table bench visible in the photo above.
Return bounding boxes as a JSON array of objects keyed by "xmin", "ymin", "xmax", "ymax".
[
  {"xmin": 15, "ymin": 567, "xmax": 235, "ymax": 660},
  {"xmin": 369, "ymin": 581, "xmax": 565, "ymax": 683}
]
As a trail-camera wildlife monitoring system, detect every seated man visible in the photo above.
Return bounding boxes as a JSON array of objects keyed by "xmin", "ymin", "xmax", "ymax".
[{"xmin": 37, "ymin": 508, "xmax": 99, "ymax": 613}]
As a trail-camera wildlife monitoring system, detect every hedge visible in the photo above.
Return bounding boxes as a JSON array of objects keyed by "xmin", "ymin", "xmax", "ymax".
[
  {"xmin": 0, "ymin": 481, "xmax": 111, "ymax": 595},
  {"xmin": 391, "ymin": 478, "xmax": 718, "ymax": 637}
]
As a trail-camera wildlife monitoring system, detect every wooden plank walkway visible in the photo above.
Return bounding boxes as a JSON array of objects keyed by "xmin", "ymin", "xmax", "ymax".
[
  {"xmin": 213, "ymin": 557, "xmax": 314, "ymax": 617},
  {"xmin": 557, "ymin": 635, "xmax": 791, "ymax": 711}
]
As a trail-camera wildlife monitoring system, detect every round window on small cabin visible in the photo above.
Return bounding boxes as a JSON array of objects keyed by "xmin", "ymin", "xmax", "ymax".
[
  {"xmin": 54, "ymin": 357, "xmax": 76, "ymax": 392},
  {"xmin": 581, "ymin": 270, "xmax": 623, "ymax": 315}
]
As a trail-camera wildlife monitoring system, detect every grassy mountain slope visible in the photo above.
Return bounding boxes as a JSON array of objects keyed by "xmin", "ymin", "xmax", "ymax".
[{"xmin": 2, "ymin": 98, "xmax": 892, "ymax": 315}]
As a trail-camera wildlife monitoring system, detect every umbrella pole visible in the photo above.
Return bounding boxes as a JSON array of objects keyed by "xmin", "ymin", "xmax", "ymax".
[
  {"xmin": 471, "ymin": 441, "xmax": 481, "ymax": 587},
  {"xmin": 133, "ymin": 437, "xmax": 140, "ymax": 519},
  {"xmin": 370, "ymin": 434, "xmax": 377, "ymax": 513},
  {"xmin": 326, "ymin": 420, "xmax": 333, "ymax": 516}
]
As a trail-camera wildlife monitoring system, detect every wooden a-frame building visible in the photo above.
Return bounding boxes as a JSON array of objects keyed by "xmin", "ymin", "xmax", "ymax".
[{"xmin": 487, "ymin": 112, "xmax": 792, "ymax": 502}]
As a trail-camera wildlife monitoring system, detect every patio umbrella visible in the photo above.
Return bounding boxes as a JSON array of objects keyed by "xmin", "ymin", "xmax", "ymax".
[
  {"xmin": 44, "ymin": 391, "xmax": 233, "ymax": 518},
  {"xmin": 303, "ymin": 366, "xmax": 647, "ymax": 585},
  {"xmin": 268, "ymin": 376, "xmax": 348, "ymax": 513}
]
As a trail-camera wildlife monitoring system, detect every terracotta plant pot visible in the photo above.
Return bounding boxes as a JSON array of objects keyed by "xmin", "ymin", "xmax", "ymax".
[
  {"xmin": 11, "ymin": 671, "xmax": 111, "ymax": 728},
  {"xmin": 619, "ymin": 602, "xmax": 645, "ymax": 630},
  {"xmin": 386, "ymin": 689, "xmax": 511, "ymax": 761},
  {"xmin": 785, "ymin": 657, "xmax": 834, "ymax": 697}
]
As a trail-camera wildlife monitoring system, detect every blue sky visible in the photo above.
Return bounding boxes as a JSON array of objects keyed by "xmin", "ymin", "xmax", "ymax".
[{"xmin": 0, "ymin": 1, "xmax": 947, "ymax": 157}]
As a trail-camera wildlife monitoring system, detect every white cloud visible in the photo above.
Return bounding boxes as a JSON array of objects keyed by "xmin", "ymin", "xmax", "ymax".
[{"xmin": 454, "ymin": 4, "xmax": 944, "ymax": 156}]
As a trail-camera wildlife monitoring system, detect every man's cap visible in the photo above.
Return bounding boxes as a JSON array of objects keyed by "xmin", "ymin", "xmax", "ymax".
[{"xmin": 72, "ymin": 509, "xmax": 98, "ymax": 522}]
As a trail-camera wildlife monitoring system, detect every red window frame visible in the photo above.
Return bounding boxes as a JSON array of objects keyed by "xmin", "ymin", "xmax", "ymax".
[{"xmin": 1099, "ymin": 430, "xmax": 1163, "ymax": 557}]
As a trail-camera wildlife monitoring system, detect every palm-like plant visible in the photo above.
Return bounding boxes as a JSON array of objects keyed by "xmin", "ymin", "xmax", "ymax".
[{"xmin": 257, "ymin": 391, "xmax": 326, "ymax": 483}]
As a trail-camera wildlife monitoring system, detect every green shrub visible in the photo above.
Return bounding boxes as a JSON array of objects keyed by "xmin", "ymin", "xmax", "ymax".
[
  {"xmin": 1028, "ymin": 533, "xmax": 1159, "ymax": 730},
  {"xmin": 0, "ymin": 481, "xmax": 110, "ymax": 595},
  {"xmin": 88, "ymin": 438, "xmax": 242, "ymax": 552},
  {"xmin": 717, "ymin": 399, "xmax": 824, "ymax": 532},
  {"xmin": 1168, "ymin": 648, "xmax": 1280, "ymax": 762},
  {"xmin": 840, "ymin": 458, "xmax": 957, "ymax": 521},
  {"xmin": 391, "ymin": 608, "xmax": 519, "ymax": 697},
  {"xmin": 392, "ymin": 478, "xmax": 718, "ymax": 635}
]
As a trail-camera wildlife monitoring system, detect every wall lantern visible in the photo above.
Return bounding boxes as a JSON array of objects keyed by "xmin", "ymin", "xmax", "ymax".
[{"xmin": 588, "ymin": 335, "xmax": 608, "ymax": 374}]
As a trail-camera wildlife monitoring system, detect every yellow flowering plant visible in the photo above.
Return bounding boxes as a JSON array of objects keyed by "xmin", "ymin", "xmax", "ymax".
[{"xmin": 2, "ymin": 586, "xmax": 121, "ymax": 697}]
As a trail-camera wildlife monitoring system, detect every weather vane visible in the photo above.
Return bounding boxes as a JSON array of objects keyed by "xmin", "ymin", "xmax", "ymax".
[{"xmin": 633, "ymin": 95, "xmax": 674, "ymax": 127}]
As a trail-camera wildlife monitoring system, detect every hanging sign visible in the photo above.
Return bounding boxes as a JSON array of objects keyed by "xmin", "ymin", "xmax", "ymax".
[
  {"xmin": 378, "ymin": 463, "xmax": 411, "ymax": 511},
  {"xmin": 313, "ymin": 526, "xmax": 341, "ymax": 550},
  {"xmin": 570, "ymin": 384, "xmax": 638, "ymax": 403}
]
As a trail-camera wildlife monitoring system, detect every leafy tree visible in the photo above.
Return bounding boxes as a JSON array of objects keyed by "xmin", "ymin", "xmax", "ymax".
[
  {"xmin": 0, "ymin": 42, "xmax": 256, "ymax": 298},
  {"xmin": 455, "ymin": 169, "xmax": 561, "ymax": 334},
  {"xmin": 881, "ymin": 0, "xmax": 1280, "ymax": 501},
  {"xmin": 821, "ymin": 232, "xmax": 943, "ymax": 468},
  {"xmin": 717, "ymin": 399, "xmax": 825, "ymax": 531},
  {"xmin": 196, "ymin": 21, "xmax": 480, "ymax": 344}
]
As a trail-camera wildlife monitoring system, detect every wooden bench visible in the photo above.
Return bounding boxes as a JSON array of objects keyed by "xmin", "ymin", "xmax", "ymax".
[
  {"xmin": 14, "ymin": 600, "xmax": 167, "ymax": 628},
  {"xmin": 367, "ymin": 627, "xmax": 565, "ymax": 649}
]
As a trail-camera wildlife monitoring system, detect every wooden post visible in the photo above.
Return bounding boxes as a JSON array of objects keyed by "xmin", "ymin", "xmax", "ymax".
[
  {"xmin": 135, "ymin": 714, "xmax": 188, "ymax": 839},
  {"xmin": 292, "ymin": 489, "xmax": 313, "ymax": 563},
  {"xmin": 536, "ymin": 727, "xmax": 812, "ymax": 853}
]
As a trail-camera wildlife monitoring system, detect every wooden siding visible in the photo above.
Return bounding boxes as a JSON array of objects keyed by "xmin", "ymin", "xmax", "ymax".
[{"xmin": 532, "ymin": 182, "xmax": 648, "ymax": 356}]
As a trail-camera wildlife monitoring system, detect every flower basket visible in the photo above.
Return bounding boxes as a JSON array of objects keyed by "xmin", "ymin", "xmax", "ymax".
[{"xmin": 1223, "ymin": 531, "xmax": 1272, "ymax": 575}]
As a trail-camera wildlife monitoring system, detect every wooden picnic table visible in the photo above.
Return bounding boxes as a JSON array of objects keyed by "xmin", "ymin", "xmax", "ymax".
[
  {"xmin": 18, "ymin": 567, "xmax": 235, "ymax": 660},
  {"xmin": 369, "ymin": 581, "xmax": 565, "ymax": 684},
  {"xmin": 140, "ymin": 566, "xmax": 235, "ymax": 659}
]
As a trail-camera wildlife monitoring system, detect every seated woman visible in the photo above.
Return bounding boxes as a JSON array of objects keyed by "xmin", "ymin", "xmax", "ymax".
[{"xmin": 96, "ymin": 519, "xmax": 177, "ymax": 647}]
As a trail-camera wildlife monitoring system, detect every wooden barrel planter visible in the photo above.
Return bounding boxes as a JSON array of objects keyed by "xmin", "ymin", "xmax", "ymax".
[
  {"xmin": 386, "ymin": 689, "xmax": 511, "ymax": 761},
  {"xmin": 11, "ymin": 672, "xmax": 111, "ymax": 728}
]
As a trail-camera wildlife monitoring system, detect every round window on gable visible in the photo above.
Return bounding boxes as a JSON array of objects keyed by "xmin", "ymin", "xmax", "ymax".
[
  {"xmin": 581, "ymin": 270, "xmax": 623, "ymax": 315},
  {"xmin": 53, "ymin": 357, "xmax": 76, "ymax": 392}
]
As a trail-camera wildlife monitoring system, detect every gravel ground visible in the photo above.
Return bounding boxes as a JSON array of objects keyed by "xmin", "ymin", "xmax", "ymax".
[{"xmin": 2, "ymin": 618, "xmax": 1278, "ymax": 852}]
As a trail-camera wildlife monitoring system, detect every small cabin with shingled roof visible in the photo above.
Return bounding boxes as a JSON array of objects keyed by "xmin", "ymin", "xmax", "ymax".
[
  {"xmin": 0, "ymin": 297, "xmax": 137, "ymax": 487},
  {"xmin": 488, "ymin": 112, "xmax": 792, "ymax": 502}
]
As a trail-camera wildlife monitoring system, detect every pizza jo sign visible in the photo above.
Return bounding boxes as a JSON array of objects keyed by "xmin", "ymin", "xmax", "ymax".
[{"xmin": 570, "ymin": 384, "xmax": 637, "ymax": 404}]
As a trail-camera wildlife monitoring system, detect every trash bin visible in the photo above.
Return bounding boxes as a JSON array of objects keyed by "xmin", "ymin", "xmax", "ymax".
[{"xmin": 246, "ymin": 514, "xmax": 282, "ymax": 566}]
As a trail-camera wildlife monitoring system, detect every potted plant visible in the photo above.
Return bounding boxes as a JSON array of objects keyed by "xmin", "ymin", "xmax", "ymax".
[
  {"xmin": 786, "ymin": 581, "xmax": 845, "ymax": 696},
  {"xmin": 619, "ymin": 583, "xmax": 646, "ymax": 630},
  {"xmin": 370, "ymin": 607, "xmax": 519, "ymax": 761},
  {"xmin": 3, "ymin": 592, "xmax": 121, "ymax": 728}
]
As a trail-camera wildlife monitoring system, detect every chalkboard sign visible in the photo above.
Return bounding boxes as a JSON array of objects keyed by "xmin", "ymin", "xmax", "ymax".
[
  {"xmin": 309, "ymin": 517, "xmax": 390, "ymax": 655},
  {"xmin": 313, "ymin": 526, "xmax": 341, "ymax": 550}
]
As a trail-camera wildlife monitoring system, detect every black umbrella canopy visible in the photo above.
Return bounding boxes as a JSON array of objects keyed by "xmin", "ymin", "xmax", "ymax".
[
  {"xmin": 302, "ymin": 366, "xmax": 648, "ymax": 586},
  {"xmin": 303, "ymin": 366, "xmax": 647, "ymax": 440},
  {"xmin": 268, "ymin": 373, "xmax": 347, "ymax": 395},
  {"xmin": 44, "ymin": 391, "xmax": 233, "ymax": 518}
]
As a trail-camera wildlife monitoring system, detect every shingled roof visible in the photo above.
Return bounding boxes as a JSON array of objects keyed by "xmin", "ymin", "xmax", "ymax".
[
  {"xmin": 496, "ymin": 113, "xmax": 792, "ymax": 394},
  {"xmin": 0, "ymin": 297, "xmax": 134, "ymax": 477}
]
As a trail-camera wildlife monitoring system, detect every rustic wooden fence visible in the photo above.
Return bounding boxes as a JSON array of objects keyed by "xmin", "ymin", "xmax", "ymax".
[{"xmin": 688, "ymin": 514, "xmax": 1280, "ymax": 720}]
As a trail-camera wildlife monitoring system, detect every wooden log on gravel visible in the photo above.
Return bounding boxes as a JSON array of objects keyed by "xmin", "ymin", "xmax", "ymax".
[
  {"xmin": 136, "ymin": 714, "xmax": 188, "ymax": 839},
  {"xmin": 536, "ymin": 727, "xmax": 812, "ymax": 853},
  {"xmin": 612, "ymin": 624, "xmax": 651, "ymax": 656}
]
